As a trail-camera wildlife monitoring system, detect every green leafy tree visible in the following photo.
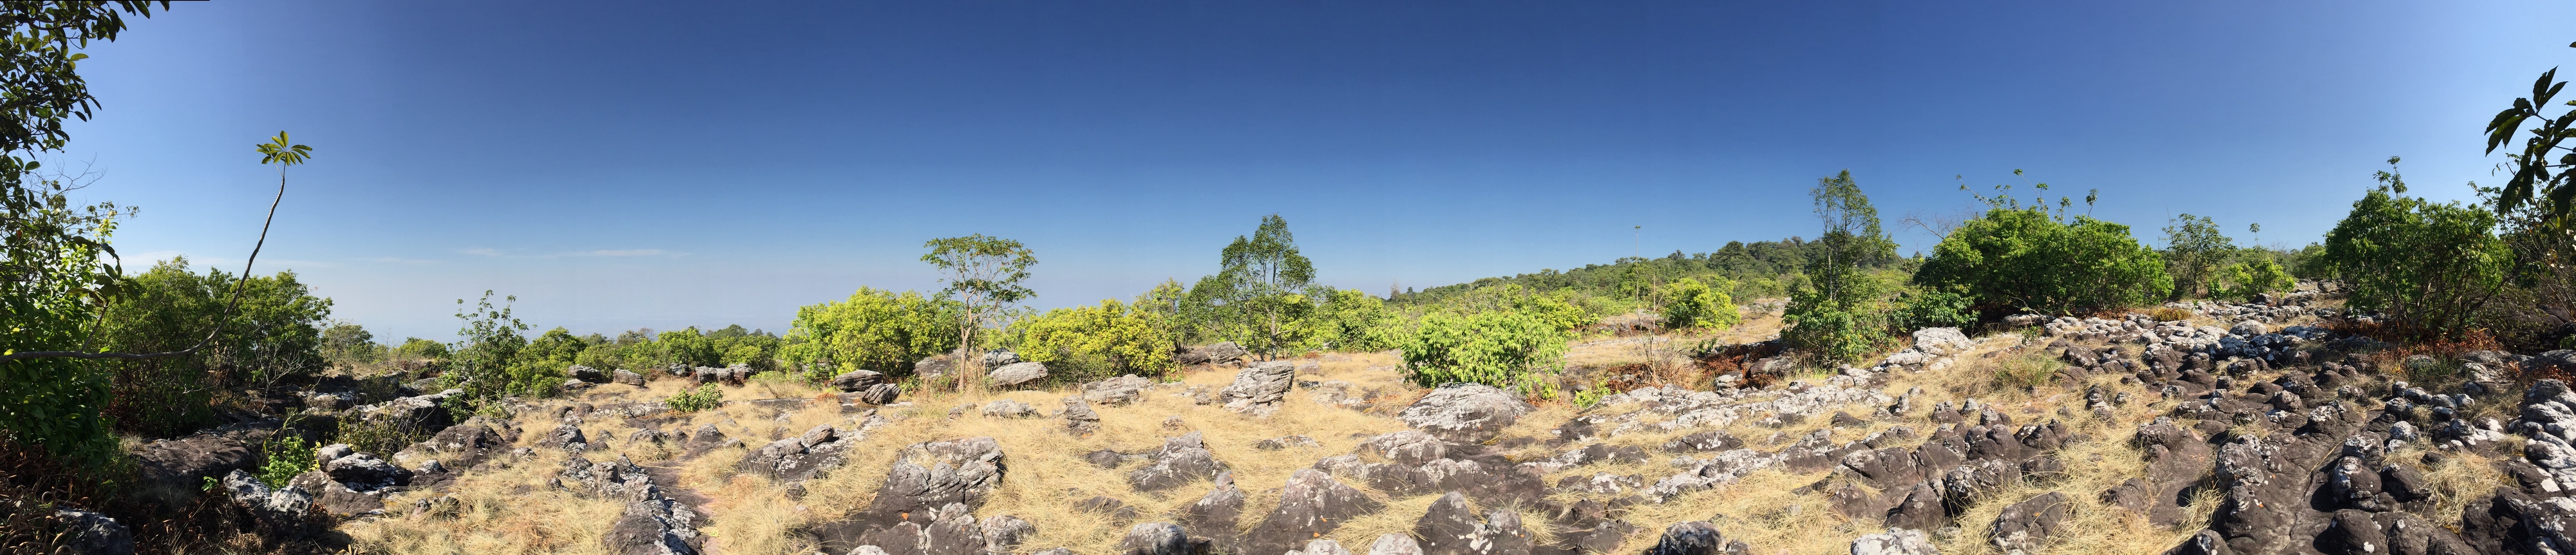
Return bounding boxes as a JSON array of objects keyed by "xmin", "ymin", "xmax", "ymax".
[
  {"xmin": 1010, "ymin": 299, "xmax": 1174, "ymax": 382},
  {"xmin": 2324, "ymin": 160, "xmax": 2512, "ymax": 337},
  {"xmin": 656, "ymin": 328, "xmax": 719, "ymax": 369},
  {"xmin": 1660, "ymin": 276, "xmax": 1741, "ymax": 330},
  {"xmin": 1915, "ymin": 189, "xmax": 2171, "ymax": 315},
  {"xmin": 1131, "ymin": 278, "xmax": 1193, "ymax": 350},
  {"xmin": 1892, "ymin": 288, "xmax": 1976, "ymax": 330},
  {"xmin": 2213, "ymin": 256, "xmax": 2295, "ymax": 302},
  {"xmin": 2161, "ymin": 214, "xmax": 2236, "ymax": 299},
  {"xmin": 1783, "ymin": 171, "xmax": 1899, "ymax": 364},
  {"xmin": 320, "ymin": 321, "xmax": 380, "ymax": 365},
  {"xmin": 781, "ymin": 287, "xmax": 962, "ymax": 379},
  {"xmin": 922, "ymin": 234, "xmax": 1037, "ymax": 392},
  {"xmin": 392, "ymin": 337, "xmax": 448, "ymax": 363},
  {"xmin": 441, "ymin": 291, "xmax": 538, "ymax": 401},
  {"xmin": 1305, "ymin": 287, "xmax": 1401, "ymax": 352},
  {"xmin": 1400, "ymin": 310, "xmax": 1568, "ymax": 390},
  {"xmin": 2484, "ymin": 48, "xmax": 2576, "ymax": 229},
  {"xmin": 94, "ymin": 258, "xmax": 331, "ymax": 435},
  {"xmin": 1191, "ymin": 214, "xmax": 1318, "ymax": 359}
]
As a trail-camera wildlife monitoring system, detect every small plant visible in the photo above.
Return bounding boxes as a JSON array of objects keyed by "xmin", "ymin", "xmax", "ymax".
[
  {"xmin": 666, "ymin": 383, "xmax": 724, "ymax": 413},
  {"xmin": 257, "ymin": 435, "xmax": 317, "ymax": 488},
  {"xmin": 1572, "ymin": 381, "xmax": 1612, "ymax": 408}
]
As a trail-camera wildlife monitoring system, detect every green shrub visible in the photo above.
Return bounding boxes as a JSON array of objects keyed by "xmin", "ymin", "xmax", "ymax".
[
  {"xmin": 1400, "ymin": 310, "xmax": 1569, "ymax": 389},
  {"xmin": 1782, "ymin": 296, "xmax": 1891, "ymax": 366},
  {"xmin": 1010, "ymin": 299, "xmax": 1174, "ymax": 383},
  {"xmin": 2161, "ymin": 214, "xmax": 2235, "ymax": 299},
  {"xmin": 781, "ymin": 287, "xmax": 963, "ymax": 378},
  {"xmin": 1893, "ymin": 288, "xmax": 1976, "ymax": 330},
  {"xmin": 665, "ymin": 384, "xmax": 723, "ymax": 413},
  {"xmin": 1660, "ymin": 277, "xmax": 1741, "ymax": 330},
  {"xmin": 2322, "ymin": 177, "xmax": 2510, "ymax": 337},
  {"xmin": 94, "ymin": 258, "xmax": 333, "ymax": 436},
  {"xmin": 2213, "ymin": 256, "xmax": 2295, "ymax": 302},
  {"xmin": 258, "ymin": 435, "xmax": 317, "ymax": 488},
  {"xmin": 1305, "ymin": 288, "xmax": 1403, "ymax": 352},
  {"xmin": 332, "ymin": 415, "xmax": 423, "ymax": 459},
  {"xmin": 1915, "ymin": 208, "xmax": 2172, "ymax": 315}
]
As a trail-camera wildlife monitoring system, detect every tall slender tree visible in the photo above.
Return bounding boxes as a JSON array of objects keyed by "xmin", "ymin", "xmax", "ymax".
[
  {"xmin": 1191, "ymin": 214, "xmax": 1315, "ymax": 359},
  {"xmin": 922, "ymin": 234, "xmax": 1036, "ymax": 393}
]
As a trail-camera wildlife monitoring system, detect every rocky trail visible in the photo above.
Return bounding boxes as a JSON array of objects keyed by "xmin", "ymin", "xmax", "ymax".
[{"xmin": 133, "ymin": 287, "xmax": 2576, "ymax": 555}]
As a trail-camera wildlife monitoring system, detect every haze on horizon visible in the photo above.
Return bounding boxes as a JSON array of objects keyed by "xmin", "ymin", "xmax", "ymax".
[{"xmin": 50, "ymin": 0, "xmax": 2576, "ymax": 341}]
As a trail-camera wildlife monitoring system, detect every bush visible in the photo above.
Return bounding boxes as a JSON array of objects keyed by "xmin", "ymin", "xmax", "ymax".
[
  {"xmin": 1305, "ymin": 288, "xmax": 1402, "ymax": 352},
  {"xmin": 2213, "ymin": 256, "xmax": 2294, "ymax": 302},
  {"xmin": 1915, "ymin": 208, "xmax": 2172, "ymax": 315},
  {"xmin": 2323, "ymin": 185, "xmax": 2510, "ymax": 337},
  {"xmin": 1892, "ymin": 288, "xmax": 1976, "ymax": 331},
  {"xmin": 1781, "ymin": 296, "xmax": 1891, "ymax": 366},
  {"xmin": 1010, "ymin": 299, "xmax": 1174, "ymax": 383},
  {"xmin": 781, "ymin": 287, "xmax": 962, "ymax": 378},
  {"xmin": 257, "ymin": 435, "xmax": 317, "ymax": 488},
  {"xmin": 1400, "ymin": 310, "xmax": 1569, "ymax": 389},
  {"xmin": 94, "ymin": 258, "xmax": 334, "ymax": 436},
  {"xmin": 1660, "ymin": 277, "xmax": 1741, "ymax": 330},
  {"xmin": 665, "ymin": 384, "xmax": 723, "ymax": 413}
]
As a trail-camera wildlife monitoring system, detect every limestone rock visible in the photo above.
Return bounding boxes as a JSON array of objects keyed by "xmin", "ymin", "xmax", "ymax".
[
  {"xmin": 1218, "ymin": 361, "xmax": 1298, "ymax": 416},
  {"xmin": 1399, "ymin": 383, "xmax": 1535, "ymax": 444},
  {"xmin": 989, "ymin": 362, "xmax": 1048, "ymax": 388},
  {"xmin": 1245, "ymin": 469, "xmax": 1383, "ymax": 555}
]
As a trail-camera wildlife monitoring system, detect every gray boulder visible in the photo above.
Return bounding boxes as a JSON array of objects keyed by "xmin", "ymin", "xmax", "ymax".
[
  {"xmin": 1063, "ymin": 397, "xmax": 1102, "ymax": 436},
  {"xmin": 989, "ymin": 362, "xmax": 1049, "ymax": 388},
  {"xmin": 983, "ymin": 350, "xmax": 1021, "ymax": 368},
  {"xmin": 981, "ymin": 399, "xmax": 1037, "ymax": 419},
  {"xmin": 1290, "ymin": 539, "xmax": 1354, "ymax": 555},
  {"xmin": 322, "ymin": 451, "xmax": 412, "ymax": 490},
  {"xmin": 1399, "ymin": 383, "xmax": 1535, "ymax": 444},
  {"xmin": 1081, "ymin": 375, "xmax": 1153, "ymax": 406},
  {"xmin": 1911, "ymin": 328, "xmax": 1974, "ymax": 356},
  {"xmin": 983, "ymin": 514, "xmax": 1037, "ymax": 554},
  {"xmin": 1850, "ymin": 529, "xmax": 1934, "ymax": 555},
  {"xmin": 856, "ymin": 383, "xmax": 902, "ymax": 405},
  {"xmin": 1414, "ymin": 491, "xmax": 1531, "ymax": 555},
  {"xmin": 1218, "ymin": 361, "xmax": 1298, "ymax": 416},
  {"xmin": 1645, "ymin": 521, "xmax": 1747, "ymax": 555},
  {"xmin": 571, "ymin": 365, "xmax": 609, "ymax": 383},
  {"xmin": 53, "ymin": 508, "xmax": 132, "ymax": 555},
  {"xmin": 1128, "ymin": 432, "xmax": 1226, "ymax": 492},
  {"xmin": 614, "ymin": 368, "xmax": 647, "ymax": 386},
  {"xmin": 1176, "ymin": 342, "xmax": 1249, "ymax": 366},
  {"xmin": 1368, "ymin": 534, "xmax": 1427, "ymax": 555}
]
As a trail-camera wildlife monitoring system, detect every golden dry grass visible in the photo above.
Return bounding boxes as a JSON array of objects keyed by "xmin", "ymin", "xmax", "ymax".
[{"xmin": 343, "ymin": 307, "xmax": 2481, "ymax": 555}]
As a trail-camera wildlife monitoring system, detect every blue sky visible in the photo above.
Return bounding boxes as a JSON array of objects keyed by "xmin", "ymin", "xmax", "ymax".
[{"xmin": 55, "ymin": 1, "xmax": 2576, "ymax": 341}]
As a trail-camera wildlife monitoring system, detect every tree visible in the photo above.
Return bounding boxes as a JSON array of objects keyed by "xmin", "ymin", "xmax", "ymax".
[
  {"xmin": 1191, "ymin": 214, "xmax": 1318, "ymax": 359},
  {"xmin": 442, "ymin": 291, "xmax": 535, "ymax": 401},
  {"xmin": 1010, "ymin": 299, "xmax": 1174, "ymax": 383},
  {"xmin": 2162, "ymin": 214, "xmax": 2235, "ymax": 299},
  {"xmin": 321, "ymin": 321, "xmax": 380, "ymax": 365},
  {"xmin": 2484, "ymin": 46, "xmax": 2576, "ymax": 230},
  {"xmin": 2214, "ymin": 256, "xmax": 2294, "ymax": 302},
  {"xmin": 781, "ymin": 287, "xmax": 963, "ymax": 379},
  {"xmin": 2324, "ymin": 160, "xmax": 2511, "ymax": 337},
  {"xmin": 1400, "ymin": 310, "xmax": 1568, "ymax": 390},
  {"xmin": 1305, "ymin": 287, "xmax": 1400, "ymax": 352},
  {"xmin": 1660, "ymin": 276, "xmax": 1741, "ymax": 330},
  {"xmin": 1915, "ymin": 208, "xmax": 2170, "ymax": 315},
  {"xmin": 1783, "ymin": 171, "xmax": 1899, "ymax": 365},
  {"xmin": 921, "ymin": 234, "xmax": 1037, "ymax": 393}
]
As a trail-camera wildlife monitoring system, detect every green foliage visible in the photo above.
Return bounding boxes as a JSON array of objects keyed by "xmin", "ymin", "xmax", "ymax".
[
  {"xmin": 392, "ymin": 337, "xmax": 448, "ymax": 362},
  {"xmin": 782, "ymin": 287, "xmax": 962, "ymax": 379},
  {"xmin": 1893, "ymin": 288, "xmax": 1976, "ymax": 330},
  {"xmin": 1915, "ymin": 208, "xmax": 2172, "ymax": 315},
  {"xmin": 0, "ymin": 1, "xmax": 162, "ymax": 466},
  {"xmin": 656, "ymin": 328, "xmax": 719, "ymax": 369},
  {"xmin": 1188, "ymin": 214, "xmax": 1319, "ymax": 359},
  {"xmin": 1306, "ymin": 287, "xmax": 1402, "ymax": 352},
  {"xmin": 1009, "ymin": 299, "xmax": 1174, "ymax": 383},
  {"xmin": 1400, "ymin": 310, "xmax": 1569, "ymax": 390},
  {"xmin": 2483, "ymin": 61, "xmax": 2576, "ymax": 229},
  {"xmin": 2161, "ymin": 214, "xmax": 2237, "ymax": 299},
  {"xmin": 332, "ymin": 413, "xmax": 421, "ymax": 460},
  {"xmin": 1392, "ymin": 238, "xmax": 1833, "ymax": 311},
  {"xmin": 90, "ymin": 258, "xmax": 332, "ymax": 435},
  {"xmin": 1660, "ymin": 276, "xmax": 1741, "ymax": 330},
  {"xmin": 2213, "ymin": 256, "xmax": 2295, "ymax": 302},
  {"xmin": 439, "ymin": 291, "xmax": 546, "ymax": 402},
  {"xmin": 665, "ymin": 383, "xmax": 723, "ymax": 413},
  {"xmin": 2324, "ymin": 162, "xmax": 2512, "ymax": 337},
  {"xmin": 321, "ymin": 321, "xmax": 381, "ymax": 365},
  {"xmin": 257, "ymin": 435, "xmax": 316, "ymax": 489},
  {"xmin": 1783, "ymin": 171, "xmax": 1900, "ymax": 365},
  {"xmin": 922, "ymin": 234, "xmax": 1038, "ymax": 391}
]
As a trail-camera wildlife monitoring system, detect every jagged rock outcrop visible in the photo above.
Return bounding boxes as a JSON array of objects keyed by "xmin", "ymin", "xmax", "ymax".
[
  {"xmin": 815, "ymin": 437, "xmax": 1006, "ymax": 550},
  {"xmin": 1129, "ymin": 432, "xmax": 1227, "ymax": 492},
  {"xmin": 1083, "ymin": 375, "xmax": 1155, "ymax": 406},
  {"xmin": 833, "ymin": 370, "xmax": 889, "ymax": 391},
  {"xmin": 1179, "ymin": 472, "xmax": 1247, "ymax": 554},
  {"xmin": 1217, "ymin": 361, "xmax": 1298, "ymax": 416},
  {"xmin": 739, "ymin": 424, "xmax": 860, "ymax": 483},
  {"xmin": 1063, "ymin": 397, "xmax": 1102, "ymax": 436},
  {"xmin": 1245, "ymin": 469, "xmax": 1383, "ymax": 555},
  {"xmin": 1400, "ymin": 383, "xmax": 1535, "ymax": 444},
  {"xmin": 1414, "ymin": 491, "xmax": 1532, "ymax": 555}
]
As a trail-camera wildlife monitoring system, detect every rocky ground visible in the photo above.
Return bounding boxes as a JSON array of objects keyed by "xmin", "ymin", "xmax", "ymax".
[{"xmin": 117, "ymin": 288, "xmax": 2576, "ymax": 555}]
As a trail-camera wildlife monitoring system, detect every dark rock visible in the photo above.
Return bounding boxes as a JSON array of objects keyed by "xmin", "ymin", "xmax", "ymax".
[
  {"xmin": 1662, "ymin": 431, "xmax": 1745, "ymax": 453},
  {"xmin": 983, "ymin": 514, "xmax": 1036, "ymax": 554},
  {"xmin": 1130, "ymin": 433, "xmax": 1227, "ymax": 492},
  {"xmin": 1063, "ymin": 397, "xmax": 1101, "ymax": 436},
  {"xmin": 52, "ymin": 508, "xmax": 133, "ymax": 555},
  {"xmin": 614, "ymin": 368, "xmax": 647, "ymax": 386},
  {"xmin": 857, "ymin": 383, "xmax": 903, "ymax": 405},
  {"xmin": 1414, "ymin": 491, "xmax": 1533, "ymax": 555},
  {"xmin": 571, "ymin": 365, "xmax": 609, "ymax": 383},
  {"xmin": 133, "ymin": 433, "xmax": 256, "ymax": 507},
  {"xmin": 1361, "ymin": 430, "xmax": 1449, "ymax": 466},
  {"xmin": 2318, "ymin": 509, "xmax": 2386, "ymax": 555},
  {"xmin": 1179, "ymin": 473, "xmax": 1246, "ymax": 554},
  {"xmin": 1989, "ymin": 492, "xmax": 2072, "ymax": 555},
  {"xmin": 832, "ymin": 370, "xmax": 889, "ymax": 392},
  {"xmin": 1643, "ymin": 521, "xmax": 1746, "ymax": 555},
  {"xmin": 1245, "ymin": 469, "xmax": 1383, "ymax": 555},
  {"xmin": 816, "ymin": 437, "xmax": 1005, "ymax": 550}
]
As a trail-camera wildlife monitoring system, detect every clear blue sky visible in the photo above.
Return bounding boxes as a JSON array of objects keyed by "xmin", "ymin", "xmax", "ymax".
[{"xmin": 53, "ymin": 1, "xmax": 2576, "ymax": 341}]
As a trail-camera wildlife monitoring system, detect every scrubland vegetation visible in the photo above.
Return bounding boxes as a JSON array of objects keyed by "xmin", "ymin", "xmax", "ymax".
[{"xmin": 9, "ymin": 4, "xmax": 2576, "ymax": 555}]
